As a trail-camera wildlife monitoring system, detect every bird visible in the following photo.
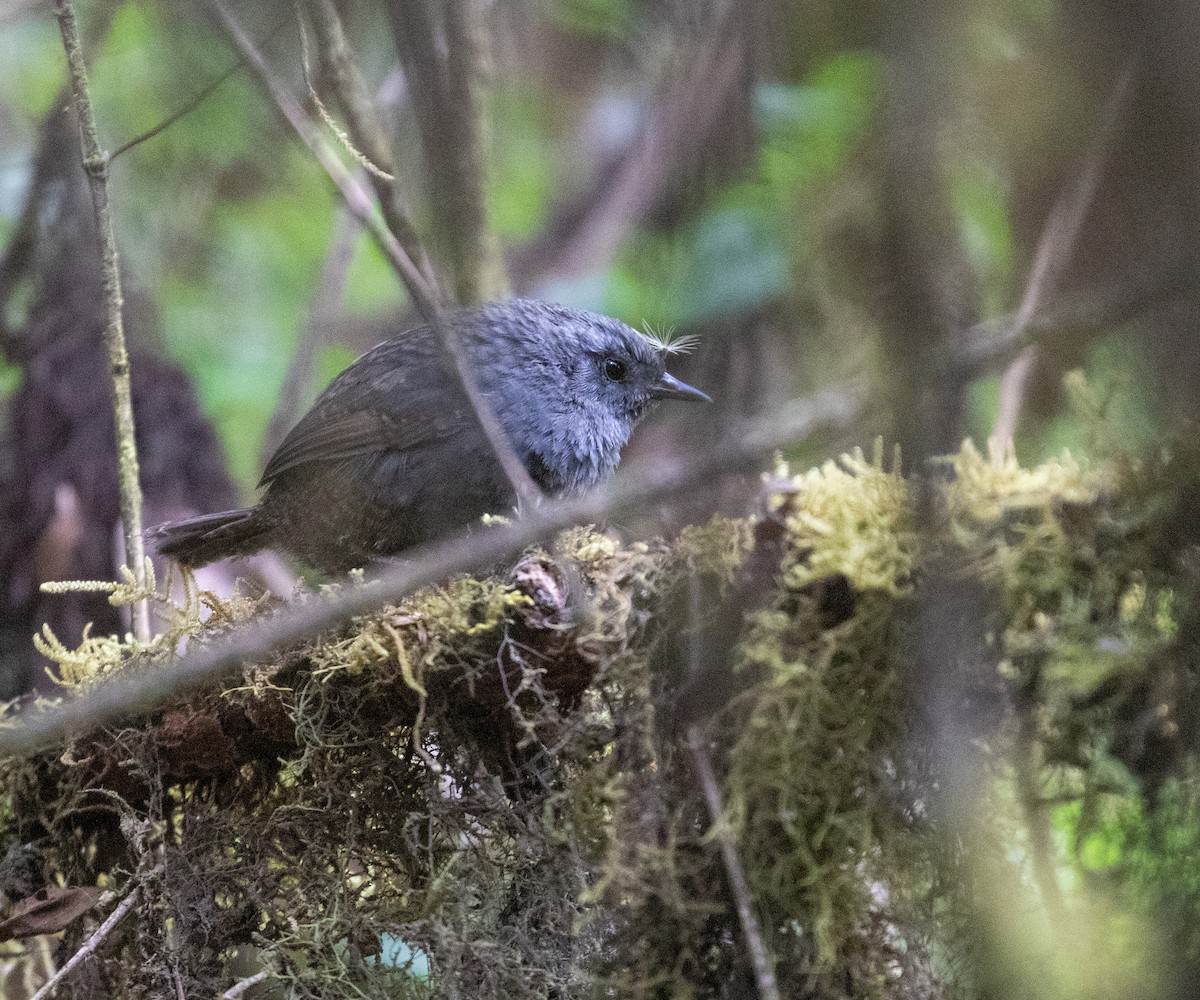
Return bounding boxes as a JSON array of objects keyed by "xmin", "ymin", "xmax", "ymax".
[{"xmin": 150, "ymin": 299, "xmax": 710, "ymax": 574}]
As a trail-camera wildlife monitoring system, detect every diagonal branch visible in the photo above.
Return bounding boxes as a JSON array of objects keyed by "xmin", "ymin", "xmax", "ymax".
[
  {"xmin": 204, "ymin": 0, "xmax": 538, "ymax": 505},
  {"xmin": 0, "ymin": 384, "xmax": 862, "ymax": 759},
  {"xmin": 28, "ymin": 886, "xmax": 137, "ymax": 1000},
  {"xmin": 202, "ymin": 0, "xmax": 440, "ymax": 322},
  {"xmin": 109, "ymin": 51, "xmax": 246, "ymax": 162},
  {"xmin": 511, "ymin": 27, "xmax": 747, "ymax": 289},
  {"xmin": 302, "ymin": 0, "xmax": 441, "ymax": 297},
  {"xmin": 687, "ymin": 726, "xmax": 782, "ymax": 1000},
  {"xmin": 222, "ymin": 970, "xmax": 270, "ymax": 999},
  {"xmin": 989, "ymin": 57, "xmax": 1139, "ymax": 448},
  {"xmin": 54, "ymin": 0, "xmax": 151, "ymax": 643},
  {"xmin": 956, "ymin": 269, "xmax": 1194, "ymax": 377}
]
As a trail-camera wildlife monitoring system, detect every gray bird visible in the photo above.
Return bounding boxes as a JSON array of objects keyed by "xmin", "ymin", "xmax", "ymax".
[{"xmin": 151, "ymin": 299, "xmax": 709, "ymax": 573}]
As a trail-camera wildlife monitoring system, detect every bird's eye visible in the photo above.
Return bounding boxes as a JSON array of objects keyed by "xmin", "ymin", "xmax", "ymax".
[{"xmin": 604, "ymin": 358, "xmax": 628, "ymax": 382}]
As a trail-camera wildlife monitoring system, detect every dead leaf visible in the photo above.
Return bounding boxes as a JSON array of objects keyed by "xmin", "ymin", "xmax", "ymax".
[{"xmin": 0, "ymin": 886, "xmax": 103, "ymax": 941}]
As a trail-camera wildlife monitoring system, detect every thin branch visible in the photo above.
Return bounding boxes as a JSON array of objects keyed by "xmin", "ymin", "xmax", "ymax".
[
  {"xmin": 956, "ymin": 271, "xmax": 1194, "ymax": 377},
  {"xmin": 29, "ymin": 887, "xmax": 137, "ymax": 1000},
  {"xmin": 687, "ymin": 726, "xmax": 782, "ymax": 1000},
  {"xmin": 512, "ymin": 26, "xmax": 746, "ymax": 290},
  {"xmin": 385, "ymin": 0, "xmax": 507, "ymax": 303},
  {"xmin": 297, "ymin": 16, "xmax": 393, "ymax": 181},
  {"xmin": 1013, "ymin": 669, "xmax": 1067, "ymax": 925},
  {"xmin": 109, "ymin": 52, "xmax": 245, "ymax": 162},
  {"xmin": 683, "ymin": 537, "xmax": 779, "ymax": 999},
  {"xmin": 1014, "ymin": 61, "xmax": 1139, "ymax": 334},
  {"xmin": 262, "ymin": 50, "xmax": 418, "ymax": 461},
  {"xmin": 989, "ymin": 57, "xmax": 1138, "ymax": 448},
  {"xmin": 202, "ymin": 0, "xmax": 439, "ymax": 323},
  {"xmin": 205, "ymin": 0, "xmax": 540, "ymax": 508},
  {"xmin": 428, "ymin": 323, "xmax": 544, "ymax": 510},
  {"xmin": 222, "ymin": 970, "xmax": 269, "ymax": 999},
  {"xmin": 54, "ymin": 0, "xmax": 151, "ymax": 643},
  {"xmin": 992, "ymin": 345, "xmax": 1037, "ymax": 448},
  {"xmin": 0, "ymin": 384, "xmax": 862, "ymax": 758},
  {"xmin": 303, "ymin": 0, "xmax": 440, "ymax": 296}
]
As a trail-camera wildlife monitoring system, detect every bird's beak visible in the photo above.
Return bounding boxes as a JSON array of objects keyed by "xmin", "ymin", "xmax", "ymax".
[{"xmin": 651, "ymin": 371, "xmax": 712, "ymax": 403}]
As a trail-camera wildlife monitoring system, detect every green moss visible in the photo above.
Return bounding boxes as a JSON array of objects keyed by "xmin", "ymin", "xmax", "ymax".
[
  {"xmin": 9, "ymin": 439, "xmax": 1200, "ymax": 999},
  {"xmin": 774, "ymin": 441, "xmax": 914, "ymax": 594}
]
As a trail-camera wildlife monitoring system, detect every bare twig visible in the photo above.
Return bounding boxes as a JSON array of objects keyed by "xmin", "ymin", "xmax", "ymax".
[
  {"xmin": 303, "ymin": 0, "xmax": 440, "ymax": 297},
  {"xmin": 29, "ymin": 886, "xmax": 137, "ymax": 1000},
  {"xmin": 0, "ymin": 384, "xmax": 862, "ymax": 758},
  {"xmin": 682, "ymin": 543, "xmax": 779, "ymax": 999},
  {"xmin": 686, "ymin": 726, "xmax": 782, "ymax": 1000},
  {"xmin": 54, "ymin": 0, "xmax": 151, "ymax": 643},
  {"xmin": 385, "ymin": 0, "xmax": 507, "ymax": 302},
  {"xmin": 991, "ymin": 345, "xmax": 1037, "ymax": 446},
  {"xmin": 222, "ymin": 969, "xmax": 269, "ymax": 999},
  {"xmin": 989, "ymin": 57, "xmax": 1138, "ymax": 448},
  {"xmin": 957, "ymin": 272, "xmax": 1194, "ymax": 377},
  {"xmin": 202, "ymin": 0, "xmax": 440, "ymax": 322},
  {"xmin": 109, "ymin": 52, "xmax": 246, "ymax": 162},
  {"xmin": 512, "ymin": 28, "xmax": 746, "ymax": 290},
  {"xmin": 430, "ymin": 319, "xmax": 544, "ymax": 509},
  {"xmin": 1013, "ymin": 670, "xmax": 1066, "ymax": 925},
  {"xmin": 206, "ymin": 0, "xmax": 540, "ymax": 508},
  {"xmin": 263, "ymin": 46, "xmax": 417, "ymax": 461}
]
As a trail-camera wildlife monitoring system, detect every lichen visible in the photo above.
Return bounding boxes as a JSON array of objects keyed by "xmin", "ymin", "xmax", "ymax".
[
  {"xmin": 3, "ymin": 440, "xmax": 1200, "ymax": 1000},
  {"xmin": 774, "ymin": 441, "xmax": 915, "ymax": 595}
]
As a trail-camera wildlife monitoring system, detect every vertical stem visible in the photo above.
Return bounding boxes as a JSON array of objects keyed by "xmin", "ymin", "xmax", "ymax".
[
  {"xmin": 28, "ymin": 887, "xmax": 140, "ymax": 1000},
  {"xmin": 988, "ymin": 57, "xmax": 1137, "ymax": 451},
  {"xmin": 304, "ymin": 0, "xmax": 441, "ymax": 299},
  {"xmin": 1013, "ymin": 666, "xmax": 1066, "ymax": 926},
  {"xmin": 686, "ymin": 726, "xmax": 782, "ymax": 1000},
  {"xmin": 443, "ymin": 0, "xmax": 507, "ymax": 302},
  {"xmin": 206, "ymin": 0, "xmax": 439, "ymax": 321},
  {"xmin": 54, "ymin": 0, "xmax": 151, "ymax": 642},
  {"xmin": 386, "ymin": 0, "xmax": 508, "ymax": 303}
]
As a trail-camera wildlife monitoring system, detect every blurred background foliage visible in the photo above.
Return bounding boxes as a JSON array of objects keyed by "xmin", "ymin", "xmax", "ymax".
[
  {"xmin": 1, "ymin": 0, "xmax": 1163, "ymax": 489},
  {"xmin": 2, "ymin": 0, "xmax": 1199, "ymax": 997}
]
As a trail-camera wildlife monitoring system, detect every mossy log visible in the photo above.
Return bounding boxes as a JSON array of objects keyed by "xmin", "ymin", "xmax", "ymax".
[{"xmin": 1, "ymin": 440, "xmax": 1199, "ymax": 999}]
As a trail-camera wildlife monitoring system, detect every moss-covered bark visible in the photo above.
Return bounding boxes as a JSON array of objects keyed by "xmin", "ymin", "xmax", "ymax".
[{"xmin": 3, "ymin": 440, "xmax": 1200, "ymax": 999}]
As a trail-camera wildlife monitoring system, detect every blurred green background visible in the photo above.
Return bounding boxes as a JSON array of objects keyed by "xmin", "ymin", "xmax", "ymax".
[
  {"xmin": 0, "ymin": 2, "xmax": 1194, "ymax": 997},
  {"xmin": 0, "ymin": 0, "xmax": 1164, "ymax": 493}
]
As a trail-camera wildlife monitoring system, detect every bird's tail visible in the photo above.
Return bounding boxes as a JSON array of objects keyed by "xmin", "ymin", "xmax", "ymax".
[{"xmin": 148, "ymin": 508, "xmax": 269, "ymax": 567}]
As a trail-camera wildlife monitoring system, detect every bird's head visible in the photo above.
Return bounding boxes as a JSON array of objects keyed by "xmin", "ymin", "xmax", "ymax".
[{"xmin": 467, "ymin": 299, "xmax": 710, "ymax": 492}]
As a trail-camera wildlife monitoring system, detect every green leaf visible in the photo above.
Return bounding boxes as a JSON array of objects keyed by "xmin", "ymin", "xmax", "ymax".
[
  {"xmin": 952, "ymin": 166, "xmax": 1013, "ymax": 317},
  {"xmin": 549, "ymin": 0, "xmax": 633, "ymax": 37},
  {"xmin": 756, "ymin": 51, "xmax": 884, "ymax": 193},
  {"xmin": 681, "ymin": 205, "xmax": 790, "ymax": 322}
]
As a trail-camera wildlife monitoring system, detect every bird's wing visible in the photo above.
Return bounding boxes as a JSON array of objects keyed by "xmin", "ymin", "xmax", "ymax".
[
  {"xmin": 258, "ymin": 331, "xmax": 473, "ymax": 487},
  {"xmin": 259, "ymin": 405, "xmax": 455, "ymax": 486}
]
